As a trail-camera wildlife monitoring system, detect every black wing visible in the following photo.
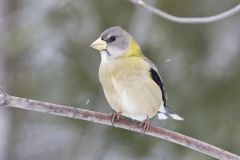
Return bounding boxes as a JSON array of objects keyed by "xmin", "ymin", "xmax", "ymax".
[{"xmin": 150, "ymin": 68, "xmax": 167, "ymax": 107}]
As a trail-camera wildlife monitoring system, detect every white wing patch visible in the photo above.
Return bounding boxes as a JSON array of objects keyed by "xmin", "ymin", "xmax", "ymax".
[
  {"xmin": 158, "ymin": 105, "xmax": 184, "ymax": 121},
  {"xmin": 159, "ymin": 104, "xmax": 167, "ymax": 113},
  {"xmin": 157, "ymin": 113, "xmax": 168, "ymax": 120}
]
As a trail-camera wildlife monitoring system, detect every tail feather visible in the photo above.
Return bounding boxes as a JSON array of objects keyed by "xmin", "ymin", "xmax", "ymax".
[{"xmin": 157, "ymin": 105, "xmax": 184, "ymax": 121}]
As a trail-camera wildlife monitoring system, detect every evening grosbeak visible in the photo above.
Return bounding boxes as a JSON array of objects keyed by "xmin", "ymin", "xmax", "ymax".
[{"xmin": 90, "ymin": 26, "xmax": 183, "ymax": 130}]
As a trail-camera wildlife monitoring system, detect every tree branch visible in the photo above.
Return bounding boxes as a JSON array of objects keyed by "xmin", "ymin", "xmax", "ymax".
[
  {"xmin": 127, "ymin": 0, "xmax": 240, "ymax": 24},
  {"xmin": 0, "ymin": 88, "xmax": 239, "ymax": 160}
]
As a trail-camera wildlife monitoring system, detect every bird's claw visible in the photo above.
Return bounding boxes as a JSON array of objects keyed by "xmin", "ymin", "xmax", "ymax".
[
  {"xmin": 110, "ymin": 112, "xmax": 121, "ymax": 125},
  {"xmin": 140, "ymin": 117, "xmax": 150, "ymax": 132}
]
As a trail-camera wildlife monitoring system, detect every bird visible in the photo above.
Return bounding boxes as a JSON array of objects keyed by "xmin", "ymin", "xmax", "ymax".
[{"xmin": 90, "ymin": 26, "xmax": 183, "ymax": 131}]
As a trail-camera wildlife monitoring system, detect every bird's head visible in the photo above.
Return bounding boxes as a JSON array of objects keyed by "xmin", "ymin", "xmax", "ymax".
[{"xmin": 90, "ymin": 26, "xmax": 142, "ymax": 59}]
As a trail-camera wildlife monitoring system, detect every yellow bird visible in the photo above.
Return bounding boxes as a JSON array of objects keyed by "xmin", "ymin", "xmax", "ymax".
[{"xmin": 90, "ymin": 26, "xmax": 183, "ymax": 130}]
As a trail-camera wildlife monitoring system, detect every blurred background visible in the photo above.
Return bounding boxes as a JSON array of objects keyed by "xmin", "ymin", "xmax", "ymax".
[{"xmin": 0, "ymin": 0, "xmax": 240, "ymax": 160}]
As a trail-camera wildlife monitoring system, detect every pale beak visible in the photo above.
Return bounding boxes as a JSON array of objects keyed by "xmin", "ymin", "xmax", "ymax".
[{"xmin": 90, "ymin": 37, "xmax": 107, "ymax": 51}]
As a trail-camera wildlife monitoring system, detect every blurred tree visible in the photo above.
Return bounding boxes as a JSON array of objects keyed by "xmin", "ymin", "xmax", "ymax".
[
  {"xmin": 0, "ymin": 0, "xmax": 240, "ymax": 160},
  {"xmin": 0, "ymin": 0, "xmax": 10, "ymax": 159}
]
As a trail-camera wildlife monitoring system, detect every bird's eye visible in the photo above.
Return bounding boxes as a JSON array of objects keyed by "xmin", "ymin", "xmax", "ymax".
[
  {"xmin": 106, "ymin": 36, "xmax": 116, "ymax": 43},
  {"xmin": 109, "ymin": 36, "xmax": 116, "ymax": 41}
]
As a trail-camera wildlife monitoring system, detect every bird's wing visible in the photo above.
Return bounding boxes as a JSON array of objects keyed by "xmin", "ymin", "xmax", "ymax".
[
  {"xmin": 143, "ymin": 57, "xmax": 184, "ymax": 120},
  {"xmin": 143, "ymin": 57, "xmax": 167, "ymax": 107}
]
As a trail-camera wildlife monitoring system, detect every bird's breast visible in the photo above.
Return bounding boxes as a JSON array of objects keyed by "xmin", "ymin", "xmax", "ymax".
[{"xmin": 98, "ymin": 58, "xmax": 162, "ymax": 120}]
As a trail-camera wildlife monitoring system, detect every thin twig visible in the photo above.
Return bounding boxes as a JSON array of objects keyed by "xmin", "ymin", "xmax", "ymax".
[
  {"xmin": 0, "ymin": 89, "xmax": 239, "ymax": 160},
  {"xmin": 127, "ymin": 0, "xmax": 240, "ymax": 24}
]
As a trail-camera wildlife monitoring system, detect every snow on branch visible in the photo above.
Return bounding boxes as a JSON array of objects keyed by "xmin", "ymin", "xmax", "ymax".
[
  {"xmin": 0, "ymin": 88, "xmax": 240, "ymax": 160},
  {"xmin": 127, "ymin": 0, "xmax": 240, "ymax": 24}
]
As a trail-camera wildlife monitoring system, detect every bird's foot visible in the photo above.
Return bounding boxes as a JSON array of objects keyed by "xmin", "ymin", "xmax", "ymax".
[
  {"xmin": 110, "ymin": 112, "xmax": 121, "ymax": 125},
  {"xmin": 140, "ymin": 116, "xmax": 150, "ymax": 132}
]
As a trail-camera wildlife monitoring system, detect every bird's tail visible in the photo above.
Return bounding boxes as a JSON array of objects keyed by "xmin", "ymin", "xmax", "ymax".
[{"xmin": 157, "ymin": 105, "xmax": 184, "ymax": 121}]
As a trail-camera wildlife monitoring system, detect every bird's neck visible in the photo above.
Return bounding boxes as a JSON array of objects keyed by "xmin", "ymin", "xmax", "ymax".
[
  {"xmin": 100, "ymin": 38, "xmax": 144, "ymax": 63},
  {"xmin": 124, "ymin": 38, "xmax": 143, "ymax": 57}
]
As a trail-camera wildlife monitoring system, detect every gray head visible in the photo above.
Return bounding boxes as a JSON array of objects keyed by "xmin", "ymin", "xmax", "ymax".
[{"xmin": 90, "ymin": 26, "xmax": 131, "ymax": 58}]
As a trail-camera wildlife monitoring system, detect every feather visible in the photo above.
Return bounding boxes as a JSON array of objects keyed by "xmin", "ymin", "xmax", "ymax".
[
  {"xmin": 158, "ymin": 105, "xmax": 184, "ymax": 120},
  {"xmin": 149, "ymin": 67, "xmax": 167, "ymax": 107},
  {"xmin": 99, "ymin": 57, "xmax": 162, "ymax": 121}
]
